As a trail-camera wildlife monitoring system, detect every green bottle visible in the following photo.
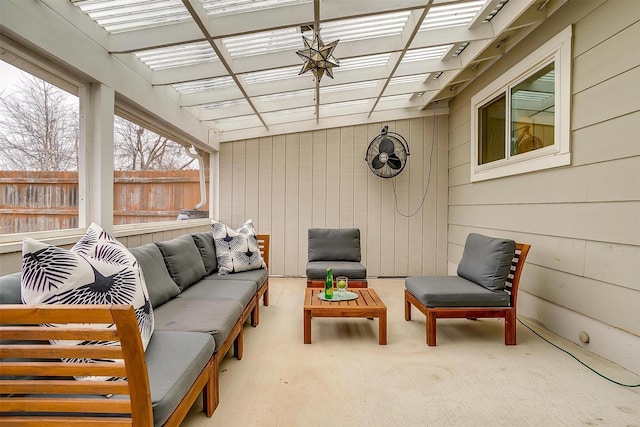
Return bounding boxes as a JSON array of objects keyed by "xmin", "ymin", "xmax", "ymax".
[{"xmin": 325, "ymin": 267, "xmax": 334, "ymax": 299}]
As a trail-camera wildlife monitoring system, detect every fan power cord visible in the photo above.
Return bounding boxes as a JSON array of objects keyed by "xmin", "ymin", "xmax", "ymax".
[
  {"xmin": 517, "ymin": 317, "xmax": 640, "ymax": 388},
  {"xmin": 392, "ymin": 102, "xmax": 437, "ymax": 218}
]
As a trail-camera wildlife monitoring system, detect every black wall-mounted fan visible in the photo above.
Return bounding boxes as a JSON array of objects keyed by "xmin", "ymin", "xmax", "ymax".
[{"xmin": 365, "ymin": 126, "xmax": 410, "ymax": 178}]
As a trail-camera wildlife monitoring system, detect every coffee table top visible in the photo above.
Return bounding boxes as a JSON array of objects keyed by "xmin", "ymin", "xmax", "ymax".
[{"xmin": 304, "ymin": 288, "xmax": 386, "ymax": 311}]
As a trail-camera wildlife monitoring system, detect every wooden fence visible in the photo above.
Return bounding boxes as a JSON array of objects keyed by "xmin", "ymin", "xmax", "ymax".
[{"xmin": 0, "ymin": 170, "xmax": 207, "ymax": 234}]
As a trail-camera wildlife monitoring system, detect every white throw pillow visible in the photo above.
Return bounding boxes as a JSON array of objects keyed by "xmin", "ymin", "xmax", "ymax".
[
  {"xmin": 21, "ymin": 223, "xmax": 154, "ymax": 378},
  {"xmin": 211, "ymin": 219, "xmax": 266, "ymax": 275}
]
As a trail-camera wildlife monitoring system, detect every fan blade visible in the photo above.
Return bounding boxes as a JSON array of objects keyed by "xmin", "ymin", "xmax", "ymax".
[
  {"xmin": 379, "ymin": 137, "xmax": 395, "ymax": 154},
  {"xmin": 371, "ymin": 155, "xmax": 385, "ymax": 169},
  {"xmin": 387, "ymin": 153, "xmax": 402, "ymax": 170}
]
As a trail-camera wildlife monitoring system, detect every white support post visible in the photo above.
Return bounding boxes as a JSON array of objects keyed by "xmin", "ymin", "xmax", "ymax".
[
  {"xmin": 78, "ymin": 83, "xmax": 115, "ymax": 232},
  {"xmin": 209, "ymin": 150, "xmax": 220, "ymax": 221}
]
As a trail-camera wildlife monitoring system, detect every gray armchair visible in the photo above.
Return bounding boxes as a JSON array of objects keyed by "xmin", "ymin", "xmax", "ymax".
[
  {"xmin": 306, "ymin": 228, "xmax": 367, "ymax": 287},
  {"xmin": 405, "ymin": 233, "xmax": 531, "ymax": 346}
]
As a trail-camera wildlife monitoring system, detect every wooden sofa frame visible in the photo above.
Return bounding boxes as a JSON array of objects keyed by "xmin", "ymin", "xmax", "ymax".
[
  {"xmin": 0, "ymin": 304, "xmax": 214, "ymax": 426},
  {"xmin": 404, "ymin": 242, "xmax": 531, "ymax": 346}
]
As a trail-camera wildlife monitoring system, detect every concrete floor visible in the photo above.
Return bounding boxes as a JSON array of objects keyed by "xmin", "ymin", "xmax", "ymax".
[{"xmin": 183, "ymin": 278, "xmax": 640, "ymax": 426}]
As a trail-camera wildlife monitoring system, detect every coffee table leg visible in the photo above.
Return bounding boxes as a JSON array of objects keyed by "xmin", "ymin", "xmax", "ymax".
[
  {"xmin": 304, "ymin": 309, "xmax": 312, "ymax": 344},
  {"xmin": 378, "ymin": 311, "xmax": 387, "ymax": 345}
]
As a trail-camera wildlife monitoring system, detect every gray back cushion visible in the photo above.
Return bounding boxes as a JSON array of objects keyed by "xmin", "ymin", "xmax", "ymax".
[
  {"xmin": 0, "ymin": 272, "xmax": 23, "ymax": 304},
  {"xmin": 129, "ymin": 243, "xmax": 181, "ymax": 308},
  {"xmin": 191, "ymin": 232, "xmax": 217, "ymax": 275},
  {"xmin": 308, "ymin": 228, "xmax": 361, "ymax": 262},
  {"xmin": 457, "ymin": 233, "xmax": 516, "ymax": 290},
  {"xmin": 155, "ymin": 235, "xmax": 206, "ymax": 291}
]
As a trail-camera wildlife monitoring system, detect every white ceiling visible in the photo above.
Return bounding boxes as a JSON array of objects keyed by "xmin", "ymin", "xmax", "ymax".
[{"xmin": 67, "ymin": 0, "xmax": 557, "ymax": 142}]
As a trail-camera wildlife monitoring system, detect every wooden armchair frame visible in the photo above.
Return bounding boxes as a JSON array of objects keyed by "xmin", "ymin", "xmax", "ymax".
[
  {"xmin": 0, "ymin": 304, "xmax": 214, "ymax": 426},
  {"xmin": 405, "ymin": 243, "xmax": 531, "ymax": 346}
]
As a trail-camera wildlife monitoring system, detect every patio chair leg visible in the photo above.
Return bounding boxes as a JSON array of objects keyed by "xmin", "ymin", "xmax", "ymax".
[
  {"xmin": 426, "ymin": 311, "xmax": 437, "ymax": 346},
  {"xmin": 505, "ymin": 310, "xmax": 516, "ymax": 345},
  {"xmin": 404, "ymin": 294, "xmax": 412, "ymax": 321}
]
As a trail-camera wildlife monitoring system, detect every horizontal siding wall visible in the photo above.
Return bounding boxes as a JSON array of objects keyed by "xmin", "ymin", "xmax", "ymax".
[
  {"xmin": 448, "ymin": 0, "xmax": 640, "ymax": 374},
  {"xmin": 218, "ymin": 116, "xmax": 449, "ymax": 279}
]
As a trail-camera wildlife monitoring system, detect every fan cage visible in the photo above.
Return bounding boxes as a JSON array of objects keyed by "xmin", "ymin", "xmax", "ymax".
[{"xmin": 365, "ymin": 127, "xmax": 410, "ymax": 178}]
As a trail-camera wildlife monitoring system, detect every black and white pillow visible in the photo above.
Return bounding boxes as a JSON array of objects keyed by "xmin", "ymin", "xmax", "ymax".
[
  {"xmin": 21, "ymin": 223, "xmax": 154, "ymax": 377},
  {"xmin": 211, "ymin": 219, "xmax": 266, "ymax": 275}
]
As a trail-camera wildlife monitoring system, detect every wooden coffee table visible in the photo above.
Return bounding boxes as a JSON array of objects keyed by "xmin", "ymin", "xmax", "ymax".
[{"xmin": 303, "ymin": 288, "xmax": 387, "ymax": 345}]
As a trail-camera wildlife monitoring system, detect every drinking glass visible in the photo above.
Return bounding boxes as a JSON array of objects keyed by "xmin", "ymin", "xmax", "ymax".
[{"xmin": 336, "ymin": 276, "xmax": 348, "ymax": 296}]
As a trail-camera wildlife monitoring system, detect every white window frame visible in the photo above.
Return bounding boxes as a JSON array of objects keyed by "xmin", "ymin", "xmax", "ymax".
[{"xmin": 470, "ymin": 26, "xmax": 572, "ymax": 182}]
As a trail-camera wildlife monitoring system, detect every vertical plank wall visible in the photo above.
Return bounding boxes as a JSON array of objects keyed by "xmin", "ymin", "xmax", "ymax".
[
  {"xmin": 218, "ymin": 116, "xmax": 448, "ymax": 279},
  {"xmin": 448, "ymin": 0, "xmax": 640, "ymax": 373}
]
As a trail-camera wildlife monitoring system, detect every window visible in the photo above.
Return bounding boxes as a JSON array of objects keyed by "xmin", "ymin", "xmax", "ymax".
[
  {"xmin": 0, "ymin": 61, "xmax": 80, "ymax": 234},
  {"xmin": 471, "ymin": 26, "xmax": 572, "ymax": 182},
  {"xmin": 112, "ymin": 115, "xmax": 208, "ymax": 225}
]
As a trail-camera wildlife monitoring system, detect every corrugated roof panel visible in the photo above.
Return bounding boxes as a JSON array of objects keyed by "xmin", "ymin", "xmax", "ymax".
[
  {"xmin": 402, "ymin": 45, "xmax": 452, "ymax": 63},
  {"xmin": 223, "ymin": 27, "xmax": 304, "ymax": 58},
  {"xmin": 202, "ymin": 0, "xmax": 311, "ymax": 17},
  {"xmin": 420, "ymin": 0, "xmax": 485, "ymax": 31},
  {"xmin": 172, "ymin": 76, "xmax": 235, "ymax": 94},
  {"xmin": 242, "ymin": 66, "xmax": 303, "ymax": 84},
  {"xmin": 135, "ymin": 42, "xmax": 218, "ymax": 70},
  {"xmin": 73, "ymin": 0, "xmax": 191, "ymax": 33},
  {"xmin": 320, "ymin": 11, "xmax": 411, "ymax": 43}
]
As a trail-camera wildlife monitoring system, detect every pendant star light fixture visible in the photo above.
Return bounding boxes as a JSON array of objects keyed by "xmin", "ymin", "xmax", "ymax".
[{"xmin": 296, "ymin": 29, "xmax": 339, "ymax": 82}]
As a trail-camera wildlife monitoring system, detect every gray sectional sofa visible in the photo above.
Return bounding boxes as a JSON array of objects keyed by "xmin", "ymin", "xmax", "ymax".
[{"xmin": 0, "ymin": 230, "xmax": 270, "ymax": 425}]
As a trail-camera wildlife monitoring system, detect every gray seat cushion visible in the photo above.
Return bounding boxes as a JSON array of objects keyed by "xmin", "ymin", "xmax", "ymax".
[
  {"xmin": 457, "ymin": 233, "xmax": 516, "ymax": 291},
  {"xmin": 145, "ymin": 330, "xmax": 214, "ymax": 426},
  {"xmin": 308, "ymin": 228, "xmax": 362, "ymax": 262},
  {"xmin": 155, "ymin": 235, "xmax": 206, "ymax": 291},
  {"xmin": 191, "ymin": 232, "xmax": 217, "ymax": 275},
  {"xmin": 178, "ymin": 280, "xmax": 256, "ymax": 309},
  {"xmin": 152, "ymin": 298, "xmax": 243, "ymax": 352},
  {"xmin": 204, "ymin": 268, "xmax": 268, "ymax": 288},
  {"xmin": 405, "ymin": 275, "xmax": 510, "ymax": 307},
  {"xmin": 129, "ymin": 243, "xmax": 181, "ymax": 308},
  {"xmin": 306, "ymin": 261, "xmax": 366, "ymax": 280},
  {"xmin": 0, "ymin": 272, "xmax": 22, "ymax": 304}
]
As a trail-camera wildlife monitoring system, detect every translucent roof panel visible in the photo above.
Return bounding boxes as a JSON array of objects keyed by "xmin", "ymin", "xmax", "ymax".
[
  {"xmin": 72, "ymin": 0, "xmax": 191, "ymax": 33},
  {"xmin": 200, "ymin": 99, "xmax": 249, "ymax": 110},
  {"xmin": 172, "ymin": 76, "xmax": 235, "ymax": 94},
  {"xmin": 389, "ymin": 74, "xmax": 428, "ymax": 84},
  {"xmin": 136, "ymin": 42, "xmax": 218, "ymax": 71},
  {"xmin": 402, "ymin": 45, "xmax": 452, "ymax": 63},
  {"xmin": 319, "ymin": 99, "xmax": 370, "ymax": 113},
  {"xmin": 242, "ymin": 66, "xmax": 303, "ymax": 84},
  {"xmin": 202, "ymin": 0, "xmax": 311, "ymax": 17},
  {"xmin": 223, "ymin": 28, "xmax": 304, "ymax": 58},
  {"xmin": 319, "ymin": 11, "xmax": 411, "ymax": 43},
  {"xmin": 420, "ymin": 0, "xmax": 486, "ymax": 32},
  {"xmin": 336, "ymin": 54, "xmax": 391, "ymax": 72},
  {"xmin": 253, "ymin": 89, "xmax": 315, "ymax": 102},
  {"xmin": 320, "ymin": 80, "xmax": 379, "ymax": 94}
]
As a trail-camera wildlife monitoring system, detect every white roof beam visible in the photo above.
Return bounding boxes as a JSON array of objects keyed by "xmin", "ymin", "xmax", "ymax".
[{"xmin": 181, "ymin": 0, "xmax": 269, "ymax": 130}]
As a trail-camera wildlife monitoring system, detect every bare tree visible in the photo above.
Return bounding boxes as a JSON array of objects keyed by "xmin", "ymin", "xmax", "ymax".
[
  {"xmin": 0, "ymin": 76, "xmax": 78, "ymax": 171},
  {"xmin": 0, "ymin": 71, "xmax": 195, "ymax": 172},
  {"xmin": 113, "ymin": 116, "xmax": 196, "ymax": 171}
]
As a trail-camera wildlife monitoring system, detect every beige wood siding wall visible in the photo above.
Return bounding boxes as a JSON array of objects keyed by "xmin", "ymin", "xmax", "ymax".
[
  {"xmin": 448, "ymin": 0, "xmax": 640, "ymax": 374},
  {"xmin": 218, "ymin": 116, "xmax": 449, "ymax": 278}
]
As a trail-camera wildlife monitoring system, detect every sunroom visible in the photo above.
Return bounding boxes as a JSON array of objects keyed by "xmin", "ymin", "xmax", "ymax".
[{"xmin": 0, "ymin": 0, "xmax": 638, "ymax": 425}]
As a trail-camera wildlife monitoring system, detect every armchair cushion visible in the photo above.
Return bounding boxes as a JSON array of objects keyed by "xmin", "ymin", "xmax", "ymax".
[
  {"xmin": 457, "ymin": 233, "xmax": 516, "ymax": 291},
  {"xmin": 308, "ymin": 228, "xmax": 361, "ymax": 262},
  {"xmin": 306, "ymin": 261, "xmax": 366, "ymax": 280},
  {"xmin": 405, "ymin": 275, "xmax": 511, "ymax": 307}
]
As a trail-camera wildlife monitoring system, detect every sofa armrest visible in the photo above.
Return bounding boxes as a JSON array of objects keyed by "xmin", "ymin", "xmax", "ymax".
[
  {"xmin": 0, "ymin": 304, "xmax": 154, "ymax": 425},
  {"xmin": 257, "ymin": 234, "xmax": 270, "ymax": 269}
]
